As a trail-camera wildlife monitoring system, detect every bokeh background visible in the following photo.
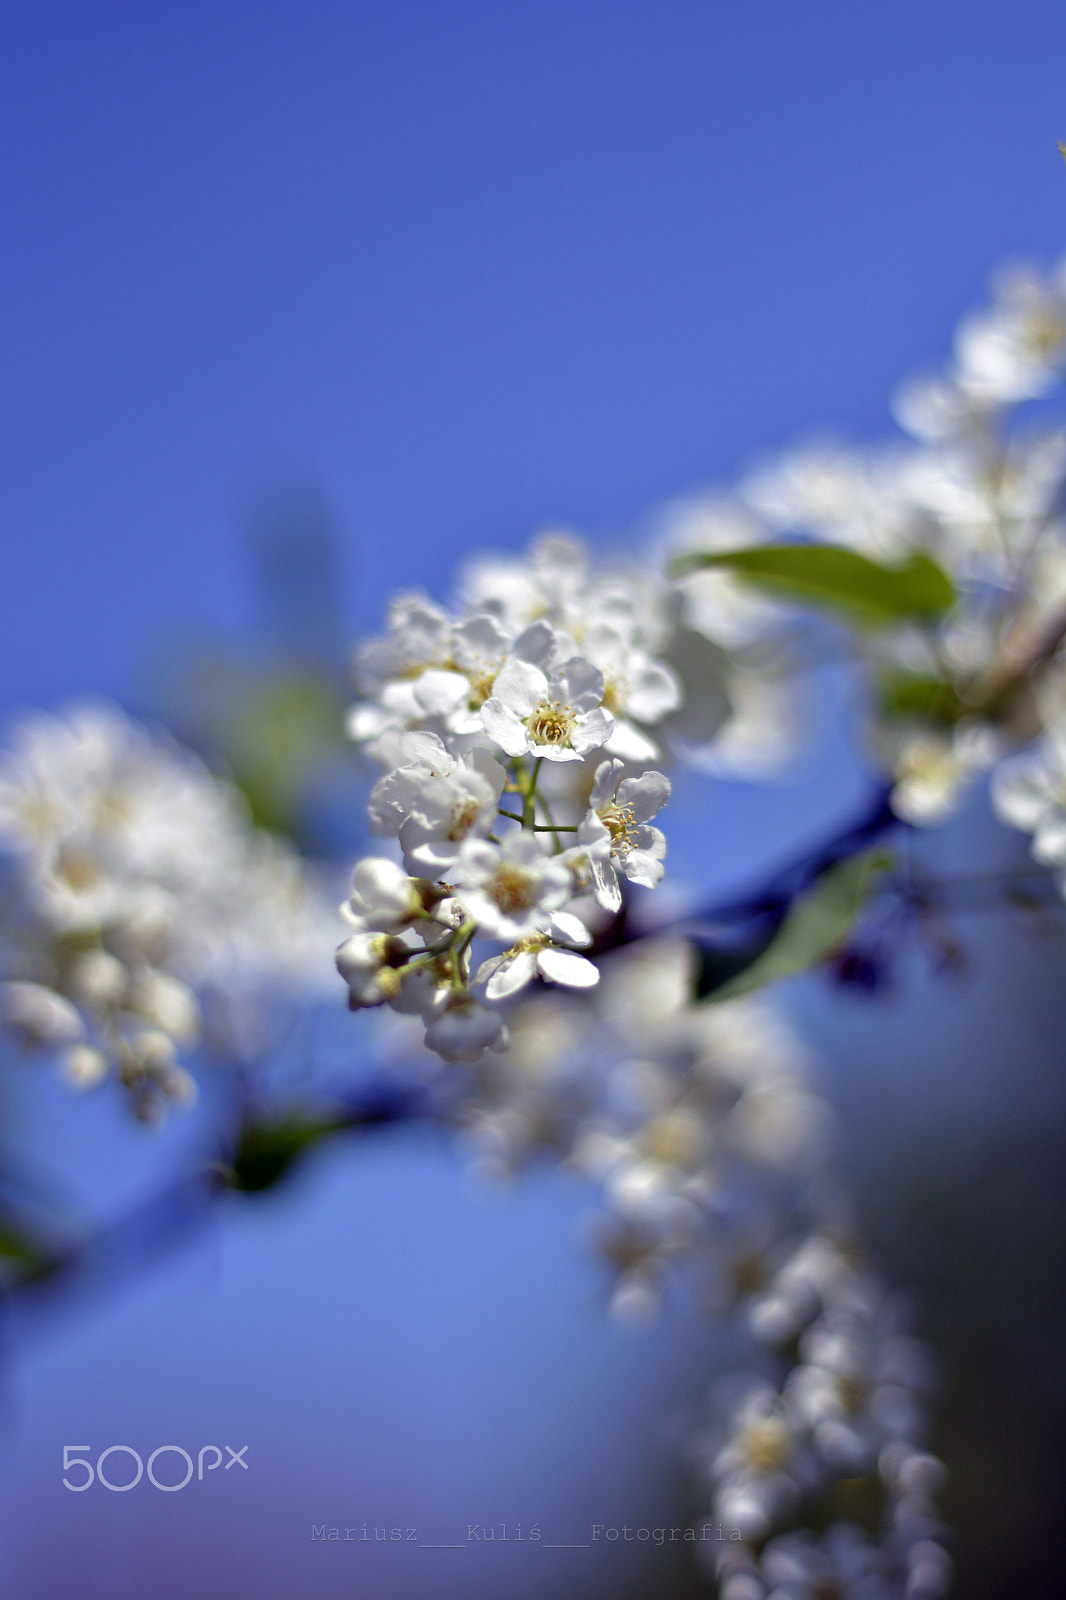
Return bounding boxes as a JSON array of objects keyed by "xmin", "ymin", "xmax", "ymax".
[{"xmin": 3, "ymin": 3, "xmax": 1066, "ymax": 1595}]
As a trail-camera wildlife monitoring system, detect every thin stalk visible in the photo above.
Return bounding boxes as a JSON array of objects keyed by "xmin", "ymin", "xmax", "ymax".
[{"xmin": 522, "ymin": 758, "xmax": 542, "ymax": 829}]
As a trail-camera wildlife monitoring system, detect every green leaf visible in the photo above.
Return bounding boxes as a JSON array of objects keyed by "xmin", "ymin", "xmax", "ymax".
[
  {"xmin": 669, "ymin": 543, "xmax": 957, "ymax": 628},
  {"xmin": 227, "ymin": 1114, "xmax": 348, "ymax": 1194},
  {"xmin": 876, "ymin": 669, "xmax": 963, "ymax": 727},
  {"xmin": 0, "ymin": 1219, "xmax": 51, "ymax": 1279},
  {"xmin": 1059, "ymin": 140, "xmax": 1066, "ymax": 171},
  {"xmin": 700, "ymin": 849, "xmax": 894, "ymax": 1003},
  {"xmin": 693, "ymin": 923, "xmax": 783, "ymax": 1000},
  {"xmin": 0, "ymin": 1222, "xmax": 40, "ymax": 1263}
]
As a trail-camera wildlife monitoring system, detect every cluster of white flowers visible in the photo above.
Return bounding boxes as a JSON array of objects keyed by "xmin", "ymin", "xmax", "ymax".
[
  {"xmin": 627, "ymin": 252, "xmax": 1066, "ymax": 838},
  {"xmin": 456, "ymin": 940, "xmax": 830, "ymax": 1311},
  {"xmin": 337, "ymin": 533, "xmax": 707, "ymax": 1061},
  {"xmin": 990, "ymin": 701, "xmax": 1066, "ymax": 889},
  {"xmin": 0, "ymin": 703, "xmax": 339, "ymax": 1119},
  {"xmin": 396, "ymin": 934, "xmax": 950, "ymax": 1594},
  {"xmin": 702, "ymin": 1267, "xmax": 951, "ymax": 1600},
  {"xmin": 719, "ymin": 252, "xmax": 1066, "ymax": 828}
]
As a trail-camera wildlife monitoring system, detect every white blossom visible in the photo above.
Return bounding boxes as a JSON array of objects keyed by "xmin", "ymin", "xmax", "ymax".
[
  {"xmin": 448, "ymin": 832, "xmax": 571, "ymax": 941},
  {"xmin": 481, "ymin": 656, "xmax": 614, "ymax": 762},
  {"xmin": 335, "ymin": 931, "xmax": 407, "ymax": 1008},
  {"xmin": 991, "ymin": 722, "xmax": 1066, "ymax": 868},
  {"xmin": 473, "ymin": 911, "xmax": 598, "ymax": 1000},
  {"xmin": 1, "ymin": 980, "xmax": 85, "ymax": 1048},
  {"xmin": 577, "ymin": 759, "xmax": 670, "ymax": 910},
  {"xmin": 423, "ymin": 996, "xmax": 510, "ymax": 1062},
  {"xmin": 342, "ymin": 857, "xmax": 426, "ymax": 932},
  {"xmin": 0, "ymin": 702, "xmax": 341, "ymax": 1115},
  {"xmin": 397, "ymin": 749, "xmax": 506, "ymax": 875}
]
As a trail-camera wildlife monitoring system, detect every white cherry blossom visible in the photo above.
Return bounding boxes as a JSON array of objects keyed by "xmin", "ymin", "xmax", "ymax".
[
  {"xmin": 424, "ymin": 995, "xmax": 510, "ymax": 1062},
  {"xmin": 991, "ymin": 721, "xmax": 1066, "ymax": 868},
  {"xmin": 481, "ymin": 656, "xmax": 614, "ymax": 762},
  {"xmin": 576, "ymin": 759, "xmax": 670, "ymax": 910},
  {"xmin": 398, "ymin": 749, "xmax": 506, "ymax": 875},
  {"xmin": 342, "ymin": 857, "xmax": 426, "ymax": 931},
  {"xmin": 473, "ymin": 911, "xmax": 599, "ymax": 1000},
  {"xmin": 448, "ymin": 832, "xmax": 572, "ymax": 941}
]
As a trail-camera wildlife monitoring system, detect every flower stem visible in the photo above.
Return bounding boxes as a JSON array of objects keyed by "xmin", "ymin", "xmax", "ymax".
[
  {"xmin": 521, "ymin": 758, "xmax": 543, "ymax": 829},
  {"xmin": 535, "ymin": 788, "xmax": 565, "ymax": 851}
]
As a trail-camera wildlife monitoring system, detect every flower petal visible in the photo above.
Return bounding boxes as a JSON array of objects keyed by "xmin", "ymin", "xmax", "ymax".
[
  {"xmin": 485, "ymin": 949, "xmax": 538, "ymax": 1000},
  {"xmin": 546, "ymin": 909, "xmax": 593, "ymax": 946},
  {"xmin": 537, "ymin": 948, "xmax": 599, "ymax": 988},
  {"xmin": 481, "ymin": 698, "xmax": 532, "ymax": 757},
  {"xmin": 491, "ymin": 658, "xmax": 546, "ymax": 716},
  {"xmin": 605, "ymin": 720, "xmax": 661, "ymax": 763},
  {"xmin": 617, "ymin": 771, "xmax": 672, "ymax": 823}
]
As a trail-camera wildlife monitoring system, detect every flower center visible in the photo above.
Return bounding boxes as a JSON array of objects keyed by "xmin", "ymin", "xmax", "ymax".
[
  {"xmin": 601, "ymin": 678, "xmax": 627, "ymax": 716},
  {"xmin": 1025, "ymin": 307, "xmax": 1066, "ymax": 361},
  {"xmin": 466, "ymin": 668, "xmax": 499, "ymax": 709},
  {"xmin": 642, "ymin": 1109, "xmax": 700, "ymax": 1167},
  {"xmin": 739, "ymin": 1415, "xmax": 791, "ymax": 1475},
  {"xmin": 598, "ymin": 800, "xmax": 638, "ymax": 853},
  {"xmin": 490, "ymin": 864, "xmax": 538, "ymax": 915},
  {"xmin": 94, "ymin": 788, "xmax": 133, "ymax": 830},
  {"xmin": 57, "ymin": 848, "xmax": 103, "ymax": 892},
  {"xmin": 17, "ymin": 792, "xmax": 63, "ymax": 842},
  {"xmin": 448, "ymin": 798, "xmax": 482, "ymax": 840},
  {"xmin": 528, "ymin": 700, "xmax": 575, "ymax": 746}
]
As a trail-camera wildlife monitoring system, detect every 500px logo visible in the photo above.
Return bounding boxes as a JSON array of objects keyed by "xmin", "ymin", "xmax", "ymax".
[{"xmin": 62, "ymin": 1444, "xmax": 249, "ymax": 1492}]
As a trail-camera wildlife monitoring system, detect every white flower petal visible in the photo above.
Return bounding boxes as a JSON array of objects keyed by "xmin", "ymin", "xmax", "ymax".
[
  {"xmin": 617, "ymin": 771, "xmax": 671, "ymax": 822},
  {"xmin": 491, "ymin": 658, "xmax": 547, "ymax": 716},
  {"xmin": 481, "ymin": 698, "xmax": 532, "ymax": 757},
  {"xmin": 625, "ymin": 659, "xmax": 683, "ymax": 722},
  {"xmin": 512, "ymin": 620, "xmax": 556, "ymax": 667},
  {"xmin": 605, "ymin": 720, "xmax": 661, "ymax": 762},
  {"xmin": 485, "ymin": 950, "xmax": 538, "ymax": 1000},
  {"xmin": 570, "ymin": 706, "xmax": 615, "ymax": 754},
  {"xmin": 590, "ymin": 855, "xmax": 623, "ymax": 911},
  {"xmin": 413, "ymin": 669, "xmax": 470, "ymax": 716},
  {"xmin": 536, "ymin": 947, "xmax": 599, "ymax": 988},
  {"xmin": 590, "ymin": 759, "xmax": 625, "ymax": 809},
  {"xmin": 546, "ymin": 910, "xmax": 592, "ymax": 946},
  {"xmin": 552, "ymin": 656, "xmax": 605, "ymax": 713},
  {"xmin": 622, "ymin": 849, "xmax": 665, "ymax": 889},
  {"xmin": 451, "ymin": 613, "xmax": 511, "ymax": 667}
]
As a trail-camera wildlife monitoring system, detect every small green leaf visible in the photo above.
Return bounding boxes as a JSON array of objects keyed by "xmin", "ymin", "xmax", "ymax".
[
  {"xmin": 669, "ymin": 543, "xmax": 957, "ymax": 628},
  {"xmin": 0, "ymin": 1220, "xmax": 51, "ymax": 1278},
  {"xmin": 877, "ymin": 669, "xmax": 963, "ymax": 727},
  {"xmin": 0, "ymin": 1222, "xmax": 40, "ymax": 1263},
  {"xmin": 693, "ymin": 923, "xmax": 782, "ymax": 999},
  {"xmin": 701, "ymin": 849, "xmax": 894, "ymax": 1003},
  {"xmin": 227, "ymin": 1115, "xmax": 347, "ymax": 1193},
  {"xmin": 1058, "ymin": 140, "xmax": 1066, "ymax": 171}
]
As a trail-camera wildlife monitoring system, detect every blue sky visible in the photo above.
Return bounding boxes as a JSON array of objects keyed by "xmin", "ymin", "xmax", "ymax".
[
  {"xmin": 3, "ymin": 6, "xmax": 1066, "ymax": 1596},
  {"xmin": 4, "ymin": 1, "xmax": 1066, "ymax": 710}
]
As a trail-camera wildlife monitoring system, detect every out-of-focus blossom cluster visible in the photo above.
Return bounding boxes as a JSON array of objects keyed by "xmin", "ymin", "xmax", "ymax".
[
  {"xmin": 397, "ymin": 935, "xmax": 951, "ymax": 1595},
  {"xmin": 0, "ymin": 703, "xmax": 339, "ymax": 1119},
  {"xmin": 701, "ymin": 1276, "xmax": 951, "ymax": 1600},
  {"xmin": 388, "ymin": 934, "xmax": 947, "ymax": 1593},
  {"xmin": 338, "ymin": 529, "xmax": 798, "ymax": 1062},
  {"xmin": 445, "ymin": 938, "xmax": 833, "ymax": 1313},
  {"xmin": 660, "ymin": 253, "xmax": 1066, "ymax": 832}
]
